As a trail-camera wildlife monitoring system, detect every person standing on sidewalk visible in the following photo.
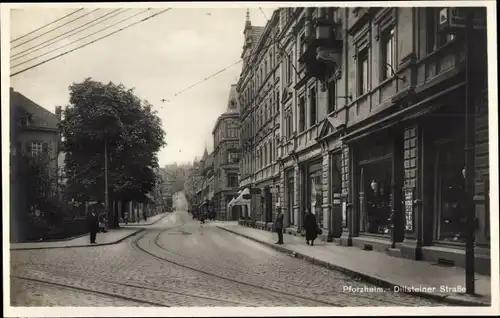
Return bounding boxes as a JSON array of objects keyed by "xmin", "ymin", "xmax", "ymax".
[
  {"xmin": 273, "ymin": 206, "xmax": 284, "ymax": 245},
  {"xmin": 304, "ymin": 209, "xmax": 318, "ymax": 246},
  {"xmin": 86, "ymin": 211, "xmax": 99, "ymax": 244}
]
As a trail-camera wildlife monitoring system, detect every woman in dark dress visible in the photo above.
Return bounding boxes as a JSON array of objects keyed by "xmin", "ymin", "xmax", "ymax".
[{"xmin": 303, "ymin": 209, "xmax": 318, "ymax": 246}]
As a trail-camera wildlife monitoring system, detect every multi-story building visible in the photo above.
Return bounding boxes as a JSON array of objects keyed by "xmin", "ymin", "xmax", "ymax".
[
  {"xmin": 238, "ymin": 7, "xmax": 490, "ymax": 275},
  {"xmin": 196, "ymin": 148, "xmax": 215, "ymax": 213},
  {"xmin": 212, "ymin": 85, "xmax": 241, "ymax": 220},
  {"xmin": 237, "ymin": 10, "xmax": 282, "ymax": 228}
]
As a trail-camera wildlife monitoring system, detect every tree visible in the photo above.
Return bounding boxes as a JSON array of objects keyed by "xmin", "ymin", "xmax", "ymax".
[{"xmin": 60, "ymin": 78, "xmax": 166, "ymax": 226}]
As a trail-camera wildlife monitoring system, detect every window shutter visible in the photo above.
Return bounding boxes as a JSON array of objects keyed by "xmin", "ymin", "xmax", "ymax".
[
  {"xmin": 26, "ymin": 142, "xmax": 32, "ymax": 155},
  {"xmin": 42, "ymin": 142, "xmax": 49, "ymax": 153}
]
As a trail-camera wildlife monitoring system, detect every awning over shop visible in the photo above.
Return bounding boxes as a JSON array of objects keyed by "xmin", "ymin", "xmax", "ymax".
[
  {"xmin": 227, "ymin": 198, "xmax": 236, "ymax": 209},
  {"xmin": 228, "ymin": 188, "xmax": 251, "ymax": 209}
]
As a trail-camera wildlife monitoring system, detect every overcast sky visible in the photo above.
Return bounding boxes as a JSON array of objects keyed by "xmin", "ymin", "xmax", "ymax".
[{"xmin": 9, "ymin": 5, "xmax": 275, "ymax": 166}]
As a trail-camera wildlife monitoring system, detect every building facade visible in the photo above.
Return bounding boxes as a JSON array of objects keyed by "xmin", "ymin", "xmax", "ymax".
[
  {"xmin": 212, "ymin": 85, "xmax": 241, "ymax": 220},
  {"xmin": 237, "ymin": 7, "xmax": 490, "ymax": 275},
  {"xmin": 195, "ymin": 148, "xmax": 215, "ymax": 214},
  {"xmin": 237, "ymin": 10, "xmax": 282, "ymax": 228}
]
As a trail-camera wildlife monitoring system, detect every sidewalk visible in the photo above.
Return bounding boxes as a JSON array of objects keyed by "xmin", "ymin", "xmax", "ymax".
[
  {"xmin": 10, "ymin": 213, "xmax": 169, "ymax": 251},
  {"xmin": 118, "ymin": 212, "xmax": 169, "ymax": 227},
  {"xmin": 216, "ymin": 223, "xmax": 492, "ymax": 306}
]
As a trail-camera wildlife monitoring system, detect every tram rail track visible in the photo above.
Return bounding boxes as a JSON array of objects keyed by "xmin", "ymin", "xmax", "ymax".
[
  {"xmin": 133, "ymin": 219, "xmax": 443, "ymax": 307},
  {"xmin": 11, "ymin": 275, "xmax": 166, "ymax": 307}
]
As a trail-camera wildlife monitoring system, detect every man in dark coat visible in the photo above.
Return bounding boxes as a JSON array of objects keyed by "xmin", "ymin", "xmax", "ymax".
[
  {"xmin": 87, "ymin": 211, "xmax": 99, "ymax": 244},
  {"xmin": 304, "ymin": 209, "xmax": 318, "ymax": 246},
  {"xmin": 273, "ymin": 206, "xmax": 284, "ymax": 245}
]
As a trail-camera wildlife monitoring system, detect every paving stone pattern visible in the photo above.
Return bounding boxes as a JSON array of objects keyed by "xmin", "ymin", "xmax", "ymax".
[{"xmin": 10, "ymin": 211, "xmax": 449, "ymax": 307}]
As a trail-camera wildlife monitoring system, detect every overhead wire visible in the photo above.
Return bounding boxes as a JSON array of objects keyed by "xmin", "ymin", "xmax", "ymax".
[
  {"xmin": 167, "ymin": 27, "xmax": 294, "ymax": 100},
  {"xmin": 11, "ymin": 8, "xmax": 154, "ymax": 69},
  {"xmin": 11, "ymin": 8, "xmax": 101, "ymax": 50},
  {"xmin": 10, "ymin": 8, "xmax": 172, "ymax": 77},
  {"xmin": 11, "ymin": 8, "xmax": 130, "ymax": 61},
  {"xmin": 11, "ymin": 8, "xmax": 85, "ymax": 43}
]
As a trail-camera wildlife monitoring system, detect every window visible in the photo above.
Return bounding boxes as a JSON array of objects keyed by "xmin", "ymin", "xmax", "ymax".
[
  {"xmin": 264, "ymin": 61, "xmax": 268, "ymax": 76},
  {"xmin": 260, "ymin": 147, "xmax": 264, "ymax": 168},
  {"xmin": 269, "ymin": 142, "xmax": 272, "ymax": 164},
  {"xmin": 299, "ymin": 33, "xmax": 306, "ymax": 68},
  {"xmin": 228, "ymin": 174, "xmax": 239, "ymax": 188},
  {"xmin": 287, "ymin": 111, "xmax": 293, "ymax": 137},
  {"xmin": 30, "ymin": 141, "xmax": 44, "ymax": 157},
  {"xmin": 435, "ymin": 141, "xmax": 466, "ymax": 243},
  {"xmin": 381, "ymin": 27, "xmax": 395, "ymax": 81},
  {"xmin": 328, "ymin": 80, "xmax": 336, "ymax": 114},
  {"xmin": 270, "ymin": 139, "xmax": 274, "ymax": 161},
  {"xmin": 276, "ymin": 92, "xmax": 280, "ymax": 113},
  {"xmin": 357, "ymin": 48, "xmax": 369, "ymax": 96},
  {"xmin": 287, "ymin": 53, "xmax": 292, "ymax": 83},
  {"xmin": 275, "ymin": 136, "xmax": 279, "ymax": 159},
  {"xmin": 264, "ymin": 144, "xmax": 268, "ymax": 165},
  {"xmin": 299, "ymin": 96, "xmax": 306, "ymax": 132},
  {"xmin": 427, "ymin": 8, "xmax": 456, "ymax": 54},
  {"xmin": 309, "ymin": 87, "xmax": 317, "ymax": 126},
  {"xmin": 326, "ymin": 7, "xmax": 336, "ymax": 22}
]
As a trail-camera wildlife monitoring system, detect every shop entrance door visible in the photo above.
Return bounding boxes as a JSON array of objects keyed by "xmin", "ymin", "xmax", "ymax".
[
  {"xmin": 264, "ymin": 188, "xmax": 273, "ymax": 223},
  {"xmin": 287, "ymin": 178, "xmax": 295, "ymax": 226}
]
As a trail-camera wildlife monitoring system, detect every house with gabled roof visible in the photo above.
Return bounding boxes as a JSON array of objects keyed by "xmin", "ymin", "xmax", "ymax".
[{"xmin": 10, "ymin": 87, "xmax": 61, "ymax": 175}]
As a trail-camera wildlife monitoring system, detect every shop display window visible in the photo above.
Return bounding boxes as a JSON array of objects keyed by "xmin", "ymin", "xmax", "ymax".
[
  {"xmin": 363, "ymin": 161, "xmax": 393, "ymax": 235},
  {"xmin": 436, "ymin": 142, "xmax": 466, "ymax": 243}
]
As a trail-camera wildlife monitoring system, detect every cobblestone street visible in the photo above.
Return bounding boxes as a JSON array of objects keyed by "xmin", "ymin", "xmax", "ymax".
[{"xmin": 10, "ymin": 211, "xmax": 451, "ymax": 307}]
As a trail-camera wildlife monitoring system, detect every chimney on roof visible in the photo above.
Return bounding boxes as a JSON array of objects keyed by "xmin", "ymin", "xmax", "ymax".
[{"xmin": 245, "ymin": 8, "xmax": 252, "ymax": 31}]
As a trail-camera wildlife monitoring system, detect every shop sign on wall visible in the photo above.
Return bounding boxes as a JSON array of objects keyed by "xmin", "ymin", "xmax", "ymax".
[{"xmin": 404, "ymin": 186, "xmax": 414, "ymax": 232}]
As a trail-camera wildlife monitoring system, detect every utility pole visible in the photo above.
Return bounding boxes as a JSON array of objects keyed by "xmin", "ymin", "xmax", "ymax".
[
  {"xmin": 104, "ymin": 138, "xmax": 110, "ymax": 228},
  {"xmin": 464, "ymin": 8, "xmax": 476, "ymax": 295}
]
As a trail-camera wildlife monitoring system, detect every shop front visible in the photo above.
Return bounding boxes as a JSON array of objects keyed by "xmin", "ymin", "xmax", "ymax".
[
  {"xmin": 328, "ymin": 151, "xmax": 343, "ymax": 240},
  {"xmin": 413, "ymin": 94, "xmax": 490, "ymax": 275},
  {"xmin": 344, "ymin": 126, "xmax": 405, "ymax": 252},
  {"xmin": 253, "ymin": 179, "xmax": 273, "ymax": 230},
  {"xmin": 303, "ymin": 160, "xmax": 323, "ymax": 229},
  {"xmin": 340, "ymin": 84, "xmax": 490, "ymax": 274},
  {"xmin": 284, "ymin": 168, "xmax": 295, "ymax": 230}
]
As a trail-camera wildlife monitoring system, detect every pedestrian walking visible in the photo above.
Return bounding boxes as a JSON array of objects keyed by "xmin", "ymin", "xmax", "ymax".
[
  {"xmin": 200, "ymin": 210, "xmax": 206, "ymax": 225},
  {"xmin": 303, "ymin": 209, "xmax": 319, "ymax": 246},
  {"xmin": 273, "ymin": 206, "xmax": 284, "ymax": 245},
  {"xmin": 86, "ymin": 211, "xmax": 99, "ymax": 244},
  {"xmin": 143, "ymin": 211, "xmax": 147, "ymax": 222},
  {"xmin": 124, "ymin": 212, "xmax": 129, "ymax": 224}
]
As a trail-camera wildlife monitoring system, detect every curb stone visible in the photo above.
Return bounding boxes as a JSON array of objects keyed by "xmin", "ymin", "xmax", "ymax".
[
  {"xmin": 11, "ymin": 212, "xmax": 171, "ymax": 251},
  {"xmin": 217, "ymin": 225, "xmax": 491, "ymax": 307},
  {"xmin": 17, "ymin": 231, "xmax": 90, "ymax": 244},
  {"xmin": 10, "ymin": 228, "xmax": 146, "ymax": 251},
  {"xmin": 119, "ymin": 212, "xmax": 170, "ymax": 227}
]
